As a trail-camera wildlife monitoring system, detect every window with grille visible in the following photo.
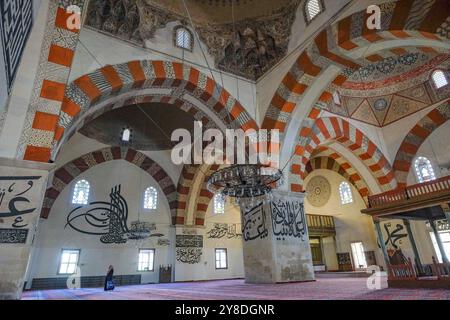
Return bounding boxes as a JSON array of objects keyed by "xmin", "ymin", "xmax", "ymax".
[
  {"xmin": 72, "ymin": 180, "xmax": 90, "ymax": 205},
  {"xmin": 305, "ymin": 0, "xmax": 324, "ymax": 22},
  {"xmin": 175, "ymin": 26, "xmax": 193, "ymax": 50},
  {"xmin": 213, "ymin": 193, "xmax": 225, "ymax": 215},
  {"xmin": 339, "ymin": 181, "xmax": 353, "ymax": 205},
  {"xmin": 414, "ymin": 156, "xmax": 436, "ymax": 183},
  {"xmin": 144, "ymin": 186, "xmax": 158, "ymax": 210}
]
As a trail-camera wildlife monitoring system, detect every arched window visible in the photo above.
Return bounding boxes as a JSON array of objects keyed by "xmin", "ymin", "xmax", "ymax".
[
  {"xmin": 305, "ymin": 0, "xmax": 324, "ymax": 23},
  {"xmin": 431, "ymin": 70, "xmax": 448, "ymax": 89},
  {"xmin": 339, "ymin": 181, "xmax": 353, "ymax": 205},
  {"xmin": 144, "ymin": 187, "xmax": 158, "ymax": 210},
  {"xmin": 333, "ymin": 91, "xmax": 341, "ymax": 105},
  {"xmin": 414, "ymin": 156, "xmax": 436, "ymax": 183},
  {"xmin": 122, "ymin": 128, "xmax": 131, "ymax": 142},
  {"xmin": 174, "ymin": 26, "xmax": 193, "ymax": 51},
  {"xmin": 72, "ymin": 180, "xmax": 90, "ymax": 205},
  {"xmin": 213, "ymin": 193, "xmax": 225, "ymax": 215}
]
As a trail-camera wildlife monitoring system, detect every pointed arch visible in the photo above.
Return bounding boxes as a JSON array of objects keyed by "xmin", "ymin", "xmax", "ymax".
[
  {"xmin": 41, "ymin": 147, "xmax": 177, "ymax": 222},
  {"xmin": 393, "ymin": 100, "xmax": 450, "ymax": 187},
  {"xmin": 291, "ymin": 116, "xmax": 396, "ymax": 192},
  {"xmin": 24, "ymin": 60, "xmax": 258, "ymax": 162},
  {"xmin": 305, "ymin": 154, "xmax": 370, "ymax": 204}
]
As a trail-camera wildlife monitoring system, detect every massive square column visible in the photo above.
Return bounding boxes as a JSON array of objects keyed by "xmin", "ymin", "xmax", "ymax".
[
  {"xmin": 0, "ymin": 158, "xmax": 53, "ymax": 299},
  {"xmin": 240, "ymin": 191, "xmax": 314, "ymax": 283}
]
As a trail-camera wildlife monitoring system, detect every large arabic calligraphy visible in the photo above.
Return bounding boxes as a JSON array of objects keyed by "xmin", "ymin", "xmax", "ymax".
[
  {"xmin": 242, "ymin": 202, "xmax": 268, "ymax": 241},
  {"xmin": 382, "ymin": 222, "xmax": 407, "ymax": 250},
  {"xmin": 65, "ymin": 185, "xmax": 163, "ymax": 244},
  {"xmin": 0, "ymin": 176, "xmax": 42, "ymax": 226},
  {"xmin": 271, "ymin": 199, "xmax": 307, "ymax": 241}
]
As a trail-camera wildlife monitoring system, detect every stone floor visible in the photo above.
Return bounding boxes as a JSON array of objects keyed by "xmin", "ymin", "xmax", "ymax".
[{"xmin": 22, "ymin": 275, "xmax": 450, "ymax": 300}]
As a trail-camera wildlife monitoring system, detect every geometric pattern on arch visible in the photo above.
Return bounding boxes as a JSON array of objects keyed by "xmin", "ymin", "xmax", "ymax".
[
  {"xmin": 291, "ymin": 116, "xmax": 397, "ymax": 193},
  {"xmin": 393, "ymin": 100, "xmax": 450, "ymax": 187},
  {"xmin": 262, "ymin": 0, "xmax": 449, "ymax": 133},
  {"xmin": 41, "ymin": 147, "xmax": 177, "ymax": 223},
  {"xmin": 24, "ymin": 60, "xmax": 258, "ymax": 163}
]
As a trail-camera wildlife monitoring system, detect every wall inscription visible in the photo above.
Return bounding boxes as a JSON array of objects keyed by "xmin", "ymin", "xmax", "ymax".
[
  {"xmin": 271, "ymin": 199, "xmax": 307, "ymax": 241},
  {"xmin": 206, "ymin": 223, "xmax": 241, "ymax": 239},
  {"xmin": 242, "ymin": 202, "xmax": 268, "ymax": 241},
  {"xmin": 175, "ymin": 235, "xmax": 203, "ymax": 264},
  {"xmin": 0, "ymin": 228, "xmax": 28, "ymax": 243},
  {"xmin": 66, "ymin": 185, "xmax": 163, "ymax": 244}
]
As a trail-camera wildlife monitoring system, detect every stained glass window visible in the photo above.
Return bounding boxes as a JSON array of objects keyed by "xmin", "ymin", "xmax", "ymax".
[
  {"xmin": 414, "ymin": 156, "xmax": 436, "ymax": 183},
  {"xmin": 144, "ymin": 186, "xmax": 158, "ymax": 210},
  {"xmin": 339, "ymin": 181, "xmax": 353, "ymax": 205},
  {"xmin": 213, "ymin": 193, "xmax": 225, "ymax": 215},
  {"xmin": 72, "ymin": 180, "xmax": 90, "ymax": 205}
]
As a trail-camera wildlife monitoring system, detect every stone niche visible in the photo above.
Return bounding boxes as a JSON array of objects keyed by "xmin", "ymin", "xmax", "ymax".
[
  {"xmin": 0, "ymin": 158, "xmax": 53, "ymax": 300},
  {"xmin": 240, "ymin": 191, "xmax": 314, "ymax": 283}
]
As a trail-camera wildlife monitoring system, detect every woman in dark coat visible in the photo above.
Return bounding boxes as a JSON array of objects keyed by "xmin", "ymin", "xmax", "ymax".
[{"xmin": 104, "ymin": 265, "xmax": 115, "ymax": 291}]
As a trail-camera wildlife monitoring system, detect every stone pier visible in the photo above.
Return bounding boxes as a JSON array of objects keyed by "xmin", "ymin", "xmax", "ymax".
[
  {"xmin": 0, "ymin": 158, "xmax": 53, "ymax": 300},
  {"xmin": 240, "ymin": 191, "xmax": 314, "ymax": 283}
]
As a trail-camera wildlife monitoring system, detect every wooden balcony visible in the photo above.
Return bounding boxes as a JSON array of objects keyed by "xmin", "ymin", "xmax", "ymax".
[
  {"xmin": 306, "ymin": 214, "xmax": 335, "ymax": 237},
  {"xmin": 361, "ymin": 175, "xmax": 450, "ymax": 219}
]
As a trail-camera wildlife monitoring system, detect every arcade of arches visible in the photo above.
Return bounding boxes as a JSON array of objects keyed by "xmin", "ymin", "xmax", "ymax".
[{"xmin": 0, "ymin": 0, "xmax": 449, "ymax": 300}]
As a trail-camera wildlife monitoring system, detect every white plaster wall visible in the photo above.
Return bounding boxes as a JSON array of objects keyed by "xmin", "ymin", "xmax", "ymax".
[
  {"xmin": 380, "ymin": 102, "xmax": 449, "ymax": 165},
  {"xmin": 174, "ymin": 199, "xmax": 244, "ymax": 282},
  {"xmin": 405, "ymin": 121, "xmax": 450, "ymax": 186},
  {"xmin": 27, "ymin": 160, "xmax": 174, "ymax": 284},
  {"xmin": 304, "ymin": 169, "xmax": 382, "ymax": 269}
]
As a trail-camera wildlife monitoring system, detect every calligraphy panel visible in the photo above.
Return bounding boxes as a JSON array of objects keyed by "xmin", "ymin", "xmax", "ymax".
[
  {"xmin": 271, "ymin": 199, "xmax": 307, "ymax": 241},
  {"xmin": 0, "ymin": 228, "xmax": 28, "ymax": 243},
  {"xmin": 175, "ymin": 235, "xmax": 203, "ymax": 248}
]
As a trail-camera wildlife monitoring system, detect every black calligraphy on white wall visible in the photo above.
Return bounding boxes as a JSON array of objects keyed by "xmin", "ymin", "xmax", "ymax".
[
  {"xmin": 271, "ymin": 199, "xmax": 307, "ymax": 241},
  {"xmin": 65, "ymin": 185, "xmax": 163, "ymax": 244},
  {"xmin": 176, "ymin": 248, "xmax": 202, "ymax": 264},
  {"xmin": 381, "ymin": 222, "xmax": 407, "ymax": 250},
  {"xmin": 0, "ymin": 228, "xmax": 28, "ymax": 243},
  {"xmin": 175, "ymin": 235, "xmax": 203, "ymax": 264},
  {"xmin": 176, "ymin": 235, "xmax": 203, "ymax": 248},
  {"xmin": 0, "ymin": 0, "xmax": 33, "ymax": 93},
  {"xmin": 0, "ymin": 176, "xmax": 42, "ymax": 233},
  {"xmin": 207, "ymin": 223, "xmax": 242, "ymax": 239},
  {"xmin": 242, "ymin": 202, "xmax": 268, "ymax": 241}
]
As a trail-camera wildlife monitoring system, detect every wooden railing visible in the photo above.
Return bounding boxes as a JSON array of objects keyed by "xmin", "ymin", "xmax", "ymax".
[
  {"xmin": 432, "ymin": 256, "xmax": 450, "ymax": 280},
  {"xmin": 368, "ymin": 175, "xmax": 450, "ymax": 208},
  {"xmin": 306, "ymin": 214, "xmax": 335, "ymax": 235},
  {"xmin": 388, "ymin": 258, "xmax": 416, "ymax": 281}
]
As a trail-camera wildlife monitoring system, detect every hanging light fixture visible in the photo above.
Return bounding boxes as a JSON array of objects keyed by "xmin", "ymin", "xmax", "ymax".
[{"xmin": 181, "ymin": 0, "xmax": 284, "ymax": 203}]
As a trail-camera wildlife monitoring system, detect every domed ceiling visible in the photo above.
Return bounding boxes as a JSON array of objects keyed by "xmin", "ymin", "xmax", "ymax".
[
  {"xmin": 79, "ymin": 102, "xmax": 200, "ymax": 151},
  {"xmin": 322, "ymin": 47, "xmax": 450, "ymax": 127},
  {"xmin": 85, "ymin": 0, "xmax": 301, "ymax": 80}
]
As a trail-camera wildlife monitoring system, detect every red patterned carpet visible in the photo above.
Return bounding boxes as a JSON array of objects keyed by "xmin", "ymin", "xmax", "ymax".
[{"xmin": 22, "ymin": 276, "xmax": 450, "ymax": 300}]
